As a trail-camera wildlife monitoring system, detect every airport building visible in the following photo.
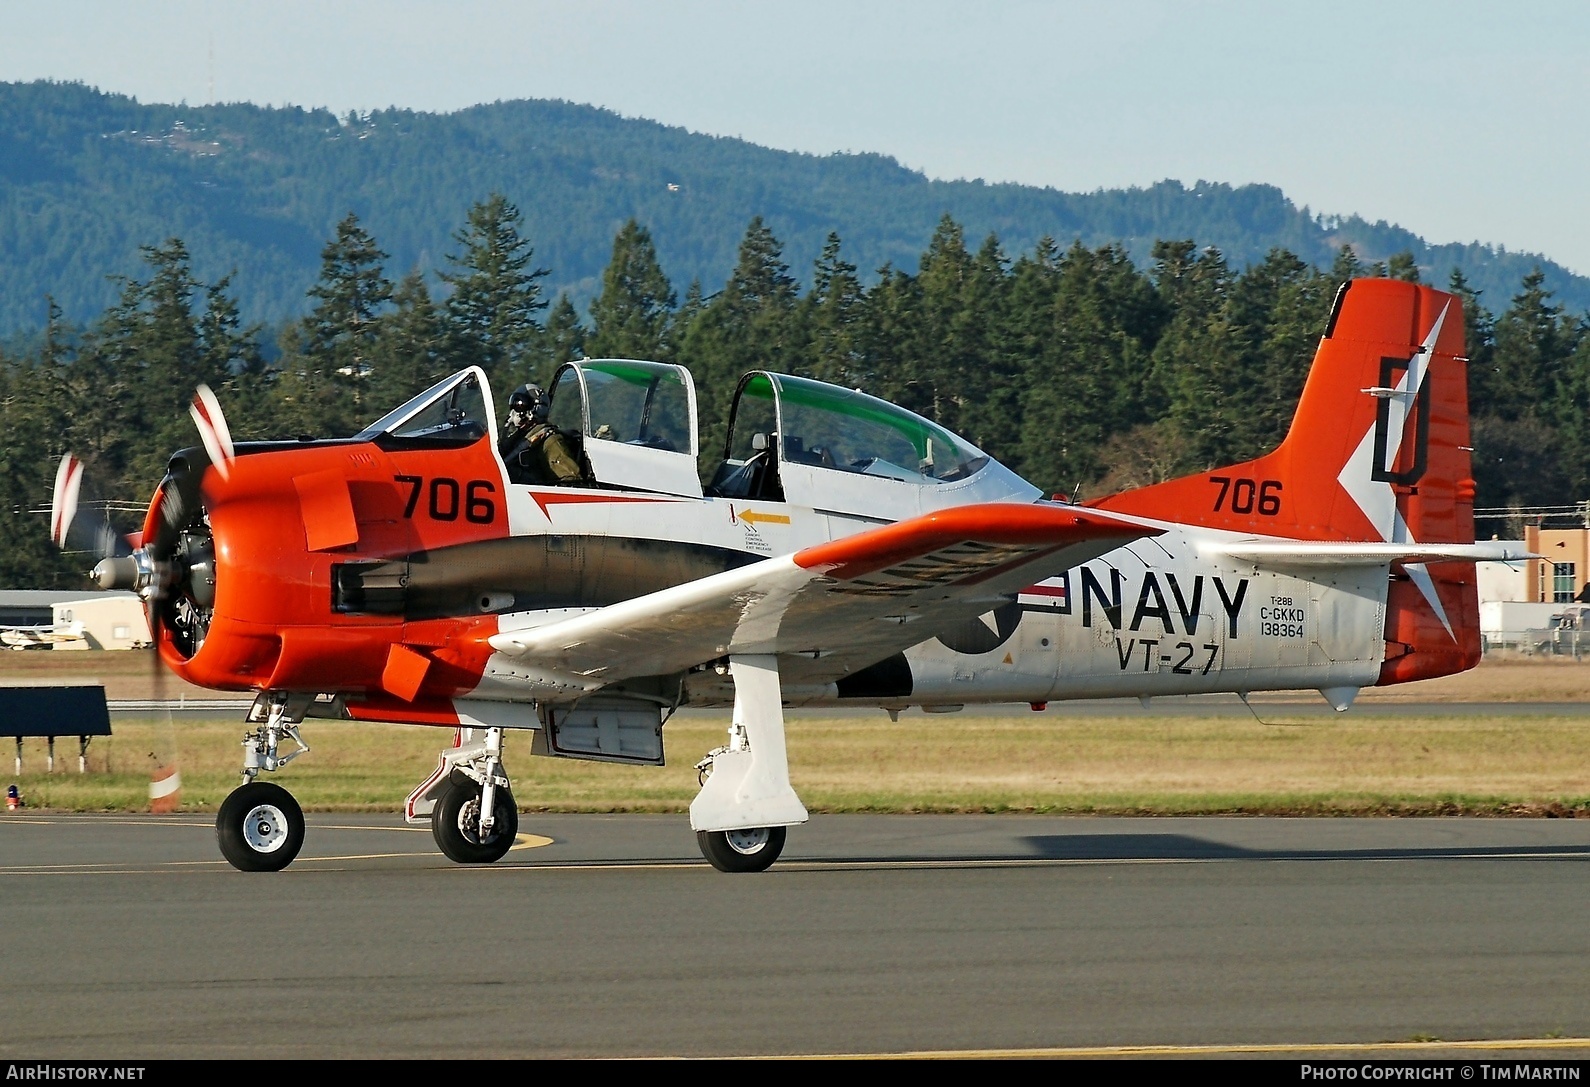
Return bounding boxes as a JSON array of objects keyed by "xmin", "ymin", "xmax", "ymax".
[
  {"xmin": 1478, "ymin": 526, "xmax": 1590, "ymax": 655},
  {"xmin": 0, "ymin": 590, "xmax": 150, "ymax": 651}
]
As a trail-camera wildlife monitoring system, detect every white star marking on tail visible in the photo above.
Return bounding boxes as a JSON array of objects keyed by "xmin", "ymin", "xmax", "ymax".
[{"xmin": 1335, "ymin": 302, "xmax": 1456, "ymax": 640}]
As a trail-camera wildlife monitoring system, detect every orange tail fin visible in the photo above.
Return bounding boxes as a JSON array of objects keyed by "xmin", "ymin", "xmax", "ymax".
[{"xmin": 1093, "ymin": 277, "xmax": 1479, "ymax": 683}]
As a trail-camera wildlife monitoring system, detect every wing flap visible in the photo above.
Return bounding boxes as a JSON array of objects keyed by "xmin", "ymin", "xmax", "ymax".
[{"xmin": 489, "ymin": 503, "xmax": 1153, "ymax": 684}]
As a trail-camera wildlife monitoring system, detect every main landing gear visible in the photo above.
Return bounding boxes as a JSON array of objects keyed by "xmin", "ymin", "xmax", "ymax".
[
  {"xmin": 689, "ymin": 654, "xmax": 807, "ymax": 873},
  {"xmin": 214, "ymin": 658, "xmax": 809, "ymax": 874},
  {"xmin": 406, "ymin": 724, "xmax": 519, "ymax": 864},
  {"xmin": 216, "ymin": 692, "xmax": 312, "ymax": 872}
]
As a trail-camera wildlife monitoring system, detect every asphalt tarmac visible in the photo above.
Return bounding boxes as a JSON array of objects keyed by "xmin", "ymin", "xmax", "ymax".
[{"xmin": 4, "ymin": 812, "xmax": 1590, "ymax": 1058}]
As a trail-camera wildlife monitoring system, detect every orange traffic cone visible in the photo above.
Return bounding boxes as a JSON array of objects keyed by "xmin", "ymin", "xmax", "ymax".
[{"xmin": 149, "ymin": 765, "xmax": 181, "ymax": 814}]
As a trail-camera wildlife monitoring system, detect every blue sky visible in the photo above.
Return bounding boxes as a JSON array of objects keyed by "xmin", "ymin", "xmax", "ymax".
[{"xmin": 6, "ymin": 0, "xmax": 1588, "ymax": 274}]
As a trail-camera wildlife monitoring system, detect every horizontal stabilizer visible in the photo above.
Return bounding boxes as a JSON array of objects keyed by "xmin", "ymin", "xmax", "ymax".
[{"xmin": 1202, "ymin": 540, "xmax": 1536, "ymax": 569}]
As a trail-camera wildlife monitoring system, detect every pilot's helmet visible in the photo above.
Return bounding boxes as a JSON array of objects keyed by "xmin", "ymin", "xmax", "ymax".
[{"xmin": 509, "ymin": 383, "xmax": 549, "ymax": 422}]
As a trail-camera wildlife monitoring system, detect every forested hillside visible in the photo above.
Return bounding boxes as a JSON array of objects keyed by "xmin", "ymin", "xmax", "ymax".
[
  {"xmin": 4, "ymin": 194, "xmax": 1587, "ymax": 590},
  {"xmin": 2, "ymin": 79, "xmax": 1587, "ymax": 335}
]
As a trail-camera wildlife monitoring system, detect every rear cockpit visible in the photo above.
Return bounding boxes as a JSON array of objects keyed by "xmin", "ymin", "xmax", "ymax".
[{"xmin": 706, "ymin": 371, "xmax": 1038, "ymax": 519}]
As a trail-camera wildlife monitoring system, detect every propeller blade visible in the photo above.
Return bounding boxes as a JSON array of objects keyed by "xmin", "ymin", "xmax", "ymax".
[
  {"xmin": 189, "ymin": 384, "xmax": 235, "ymax": 481},
  {"xmin": 50, "ymin": 454, "xmax": 83, "ymax": 548},
  {"xmin": 51, "ymin": 454, "xmax": 134, "ymax": 560}
]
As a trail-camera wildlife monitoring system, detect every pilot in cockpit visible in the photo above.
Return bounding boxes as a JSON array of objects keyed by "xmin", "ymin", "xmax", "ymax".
[{"xmin": 498, "ymin": 383, "xmax": 584, "ymax": 486}]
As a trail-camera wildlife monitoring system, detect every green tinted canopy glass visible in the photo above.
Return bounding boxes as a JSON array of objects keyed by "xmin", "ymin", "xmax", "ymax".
[
  {"xmin": 580, "ymin": 360, "xmax": 692, "ymax": 454},
  {"xmin": 769, "ymin": 374, "xmax": 986, "ymax": 483}
]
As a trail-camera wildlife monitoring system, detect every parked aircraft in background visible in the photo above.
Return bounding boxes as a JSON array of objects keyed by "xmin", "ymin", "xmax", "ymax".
[{"xmin": 50, "ymin": 278, "xmax": 1523, "ymax": 873}]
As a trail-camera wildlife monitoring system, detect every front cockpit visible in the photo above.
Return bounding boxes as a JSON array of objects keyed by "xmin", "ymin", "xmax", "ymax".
[{"xmin": 545, "ymin": 359, "xmax": 701, "ymax": 496}]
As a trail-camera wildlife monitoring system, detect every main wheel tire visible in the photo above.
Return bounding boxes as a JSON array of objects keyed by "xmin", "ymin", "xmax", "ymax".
[
  {"xmin": 697, "ymin": 825, "xmax": 787, "ymax": 873},
  {"xmin": 431, "ymin": 777, "xmax": 518, "ymax": 864},
  {"xmin": 216, "ymin": 782, "xmax": 305, "ymax": 872}
]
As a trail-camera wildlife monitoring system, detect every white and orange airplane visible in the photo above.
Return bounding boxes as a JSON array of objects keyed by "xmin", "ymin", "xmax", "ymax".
[{"xmin": 51, "ymin": 277, "xmax": 1524, "ymax": 873}]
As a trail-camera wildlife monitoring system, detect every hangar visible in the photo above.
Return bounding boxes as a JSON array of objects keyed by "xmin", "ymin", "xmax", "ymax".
[{"xmin": 0, "ymin": 590, "xmax": 149, "ymax": 650}]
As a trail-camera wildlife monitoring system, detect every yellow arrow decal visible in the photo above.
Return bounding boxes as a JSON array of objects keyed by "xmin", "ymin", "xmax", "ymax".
[{"xmin": 740, "ymin": 510, "xmax": 792, "ymax": 528}]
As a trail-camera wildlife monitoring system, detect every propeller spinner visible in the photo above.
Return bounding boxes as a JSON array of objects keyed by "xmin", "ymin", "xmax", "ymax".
[{"xmin": 50, "ymin": 385, "xmax": 234, "ymax": 660}]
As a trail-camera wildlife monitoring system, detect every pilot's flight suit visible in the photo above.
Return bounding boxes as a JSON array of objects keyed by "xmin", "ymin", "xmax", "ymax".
[{"xmin": 501, "ymin": 422, "xmax": 584, "ymax": 486}]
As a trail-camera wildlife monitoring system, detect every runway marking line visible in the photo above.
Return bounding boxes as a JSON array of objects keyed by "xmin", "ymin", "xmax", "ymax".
[
  {"xmin": 0, "ymin": 832, "xmax": 552, "ymax": 873},
  {"xmin": 740, "ymin": 1037, "xmax": 1590, "ymax": 1059}
]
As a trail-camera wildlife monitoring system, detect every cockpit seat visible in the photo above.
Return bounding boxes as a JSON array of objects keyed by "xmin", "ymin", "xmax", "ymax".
[{"xmin": 706, "ymin": 432, "xmax": 784, "ymax": 501}]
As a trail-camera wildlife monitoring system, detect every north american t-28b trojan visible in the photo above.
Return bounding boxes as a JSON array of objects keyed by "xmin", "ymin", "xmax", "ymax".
[{"xmin": 50, "ymin": 277, "xmax": 1521, "ymax": 873}]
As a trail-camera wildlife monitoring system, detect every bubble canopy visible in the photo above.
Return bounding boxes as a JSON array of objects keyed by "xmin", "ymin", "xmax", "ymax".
[
  {"xmin": 731, "ymin": 373, "xmax": 986, "ymax": 483},
  {"xmin": 716, "ymin": 371, "xmax": 1039, "ymax": 519},
  {"xmin": 547, "ymin": 358, "xmax": 703, "ymax": 497}
]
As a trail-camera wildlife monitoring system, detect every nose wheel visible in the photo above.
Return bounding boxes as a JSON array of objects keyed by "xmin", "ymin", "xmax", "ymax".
[
  {"xmin": 216, "ymin": 782, "xmax": 305, "ymax": 872},
  {"xmin": 697, "ymin": 826, "xmax": 786, "ymax": 873}
]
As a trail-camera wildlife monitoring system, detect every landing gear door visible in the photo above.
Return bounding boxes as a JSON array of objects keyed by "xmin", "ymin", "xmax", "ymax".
[{"xmin": 558, "ymin": 359, "xmax": 702, "ymax": 498}]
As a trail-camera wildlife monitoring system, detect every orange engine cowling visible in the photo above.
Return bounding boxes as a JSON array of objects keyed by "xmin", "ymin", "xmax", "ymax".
[{"xmin": 151, "ymin": 432, "xmax": 508, "ymax": 702}]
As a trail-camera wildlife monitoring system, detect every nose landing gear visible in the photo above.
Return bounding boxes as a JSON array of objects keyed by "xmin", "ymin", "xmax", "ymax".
[
  {"xmin": 216, "ymin": 692, "xmax": 313, "ymax": 872},
  {"xmin": 216, "ymin": 781, "xmax": 304, "ymax": 872}
]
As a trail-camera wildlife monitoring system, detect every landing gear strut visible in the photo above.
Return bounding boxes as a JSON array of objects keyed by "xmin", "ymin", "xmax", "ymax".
[
  {"xmin": 408, "ymin": 726, "xmax": 521, "ymax": 864},
  {"xmin": 690, "ymin": 655, "xmax": 806, "ymax": 873},
  {"xmin": 216, "ymin": 692, "xmax": 312, "ymax": 872}
]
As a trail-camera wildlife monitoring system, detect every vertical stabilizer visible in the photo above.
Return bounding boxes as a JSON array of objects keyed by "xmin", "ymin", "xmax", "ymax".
[{"xmin": 1092, "ymin": 278, "xmax": 1480, "ymax": 683}]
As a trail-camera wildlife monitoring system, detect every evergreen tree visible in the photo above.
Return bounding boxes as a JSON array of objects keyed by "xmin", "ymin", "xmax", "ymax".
[
  {"xmin": 1223, "ymin": 248, "xmax": 1331, "ymax": 459},
  {"xmin": 441, "ymin": 193, "xmax": 547, "ymax": 392},
  {"xmin": 1448, "ymin": 268, "xmax": 1499, "ymax": 419},
  {"xmin": 677, "ymin": 217, "xmax": 799, "ymax": 467},
  {"xmin": 1489, "ymin": 269, "xmax": 1570, "ymax": 421},
  {"xmin": 799, "ymin": 232, "xmax": 863, "ymax": 388},
  {"xmin": 75, "ymin": 239, "xmax": 257, "ymax": 490},
  {"xmin": 1386, "ymin": 251, "xmax": 1421, "ymax": 283},
  {"xmin": 586, "ymin": 220, "xmax": 675, "ymax": 361},
  {"xmin": 302, "ymin": 213, "xmax": 392, "ymax": 379},
  {"xmin": 1151, "ymin": 243, "xmax": 1238, "ymax": 471},
  {"xmin": 1016, "ymin": 242, "xmax": 1161, "ymax": 491},
  {"xmin": 851, "ymin": 263, "xmax": 921, "ymax": 412},
  {"xmin": 275, "ymin": 213, "xmax": 392, "ymax": 437},
  {"xmin": 365, "ymin": 272, "xmax": 449, "ymax": 417},
  {"xmin": 0, "ymin": 310, "xmax": 81, "ymax": 587},
  {"xmin": 1328, "ymin": 244, "xmax": 1364, "ymax": 285},
  {"xmin": 1552, "ymin": 326, "xmax": 1590, "ymax": 500},
  {"xmin": 542, "ymin": 294, "xmax": 585, "ymax": 379}
]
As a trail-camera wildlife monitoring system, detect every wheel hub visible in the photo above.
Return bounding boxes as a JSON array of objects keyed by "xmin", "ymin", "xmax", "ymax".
[
  {"xmin": 724, "ymin": 827, "xmax": 770, "ymax": 854},
  {"xmin": 457, "ymin": 796, "xmax": 495, "ymax": 845},
  {"xmin": 242, "ymin": 803, "xmax": 289, "ymax": 853}
]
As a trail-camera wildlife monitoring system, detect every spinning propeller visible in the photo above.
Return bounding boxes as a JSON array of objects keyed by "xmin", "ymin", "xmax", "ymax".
[{"xmin": 49, "ymin": 384, "xmax": 236, "ymax": 661}]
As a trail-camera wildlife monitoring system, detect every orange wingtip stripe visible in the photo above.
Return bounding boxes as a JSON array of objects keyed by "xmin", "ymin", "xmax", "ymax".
[{"xmin": 793, "ymin": 503, "xmax": 1153, "ymax": 580}]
